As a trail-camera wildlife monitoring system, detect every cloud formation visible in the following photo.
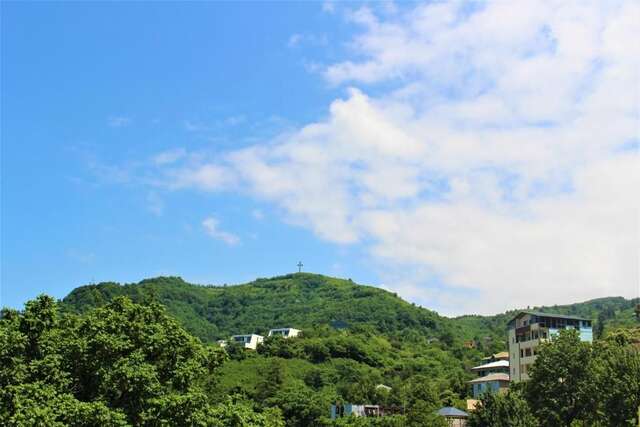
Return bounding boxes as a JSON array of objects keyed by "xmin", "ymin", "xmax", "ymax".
[
  {"xmin": 202, "ymin": 216, "xmax": 240, "ymax": 246},
  {"xmin": 134, "ymin": 1, "xmax": 638, "ymax": 314}
]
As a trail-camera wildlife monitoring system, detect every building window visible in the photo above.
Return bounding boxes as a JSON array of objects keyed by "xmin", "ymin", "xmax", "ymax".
[
  {"xmin": 525, "ymin": 348, "xmax": 532, "ymax": 357},
  {"xmin": 520, "ymin": 349, "xmax": 524, "ymax": 358}
]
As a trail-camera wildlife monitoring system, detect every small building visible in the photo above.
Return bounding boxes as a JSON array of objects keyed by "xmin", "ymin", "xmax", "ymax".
[
  {"xmin": 468, "ymin": 373, "xmax": 510, "ymax": 398},
  {"xmin": 268, "ymin": 327, "xmax": 301, "ymax": 338},
  {"xmin": 437, "ymin": 407, "xmax": 469, "ymax": 427},
  {"xmin": 330, "ymin": 403, "xmax": 402, "ymax": 419},
  {"xmin": 217, "ymin": 339, "xmax": 227, "ymax": 347},
  {"xmin": 507, "ymin": 311, "xmax": 592, "ymax": 382},
  {"xmin": 231, "ymin": 334, "xmax": 264, "ymax": 350}
]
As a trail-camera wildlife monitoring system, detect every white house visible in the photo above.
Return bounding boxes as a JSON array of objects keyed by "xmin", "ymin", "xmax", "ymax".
[
  {"xmin": 231, "ymin": 334, "xmax": 264, "ymax": 350},
  {"xmin": 268, "ymin": 328, "xmax": 301, "ymax": 338}
]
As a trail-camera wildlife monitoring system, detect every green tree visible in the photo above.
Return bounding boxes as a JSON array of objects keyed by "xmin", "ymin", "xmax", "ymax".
[
  {"xmin": 525, "ymin": 329, "xmax": 591, "ymax": 427},
  {"xmin": 256, "ymin": 358, "xmax": 286, "ymax": 402},
  {"xmin": 589, "ymin": 329, "xmax": 640, "ymax": 426},
  {"xmin": 0, "ymin": 295, "xmax": 285, "ymax": 426},
  {"xmin": 467, "ymin": 390, "xmax": 537, "ymax": 427}
]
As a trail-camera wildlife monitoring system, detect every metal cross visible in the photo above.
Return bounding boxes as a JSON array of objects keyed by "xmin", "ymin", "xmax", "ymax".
[{"xmin": 297, "ymin": 261, "xmax": 303, "ymax": 273}]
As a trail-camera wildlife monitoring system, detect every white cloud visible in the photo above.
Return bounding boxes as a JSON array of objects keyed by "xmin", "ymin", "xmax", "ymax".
[
  {"xmin": 322, "ymin": 1, "xmax": 335, "ymax": 14},
  {"xmin": 288, "ymin": 33, "xmax": 303, "ymax": 48},
  {"xmin": 108, "ymin": 116, "xmax": 132, "ymax": 127},
  {"xmin": 131, "ymin": 1, "xmax": 638, "ymax": 314},
  {"xmin": 153, "ymin": 148, "xmax": 186, "ymax": 166},
  {"xmin": 252, "ymin": 209, "xmax": 264, "ymax": 220},
  {"xmin": 202, "ymin": 216, "xmax": 240, "ymax": 246}
]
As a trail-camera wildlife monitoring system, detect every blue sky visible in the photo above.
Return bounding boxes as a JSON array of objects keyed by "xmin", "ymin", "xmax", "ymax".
[
  {"xmin": 2, "ymin": 2, "xmax": 638, "ymax": 315},
  {"xmin": 2, "ymin": 2, "xmax": 378, "ymax": 310}
]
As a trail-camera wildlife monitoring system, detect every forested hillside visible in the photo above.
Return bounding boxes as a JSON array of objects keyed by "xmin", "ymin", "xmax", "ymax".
[
  {"xmin": 61, "ymin": 274, "xmax": 452, "ymax": 345},
  {"xmin": 61, "ymin": 273, "xmax": 638, "ymax": 345},
  {"xmin": 4, "ymin": 274, "xmax": 639, "ymax": 426}
]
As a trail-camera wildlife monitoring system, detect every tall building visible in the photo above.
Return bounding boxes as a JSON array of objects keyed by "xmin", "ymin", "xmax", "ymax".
[{"xmin": 508, "ymin": 311, "xmax": 592, "ymax": 382}]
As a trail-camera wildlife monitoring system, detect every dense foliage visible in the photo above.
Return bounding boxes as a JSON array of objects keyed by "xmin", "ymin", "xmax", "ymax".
[
  {"xmin": 0, "ymin": 296, "xmax": 281, "ymax": 426},
  {"xmin": 61, "ymin": 274, "xmax": 452, "ymax": 345},
  {"xmin": 5, "ymin": 274, "xmax": 639, "ymax": 426}
]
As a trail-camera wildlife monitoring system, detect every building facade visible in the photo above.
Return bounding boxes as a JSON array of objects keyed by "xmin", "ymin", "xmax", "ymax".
[
  {"xmin": 231, "ymin": 334, "xmax": 264, "ymax": 350},
  {"xmin": 268, "ymin": 327, "xmax": 301, "ymax": 338},
  {"xmin": 508, "ymin": 311, "xmax": 592, "ymax": 381}
]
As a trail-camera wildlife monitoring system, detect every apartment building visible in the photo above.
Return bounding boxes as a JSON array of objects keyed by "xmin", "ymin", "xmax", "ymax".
[{"xmin": 508, "ymin": 311, "xmax": 592, "ymax": 381}]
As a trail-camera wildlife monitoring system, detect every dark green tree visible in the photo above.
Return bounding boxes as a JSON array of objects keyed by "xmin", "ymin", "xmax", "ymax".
[
  {"xmin": 525, "ymin": 329, "xmax": 591, "ymax": 427},
  {"xmin": 467, "ymin": 390, "xmax": 537, "ymax": 427},
  {"xmin": 589, "ymin": 329, "xmax": 640, "ymax": 426}
]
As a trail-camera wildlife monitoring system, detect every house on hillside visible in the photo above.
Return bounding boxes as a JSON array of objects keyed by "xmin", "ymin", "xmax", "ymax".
[
  {"xmin": 468, "ymin": 352, "xmax": 510, "ymax": 401},
  {"xmin": 268, "ymin": 327, "xmax": 301, "ymax": 338},
  {"xmin": 330, "ymin": 403, "xmax": 402, "ymax": 419},
  {"xmin": 508, "ymin": 311, "xmax": 592, "ymax": 381},
  {"xmin": 468, "ymin": 373, "xmax": 510, "ymax": 398},
  {"xmin": 231, "ymin": 334, "xmax": 264, "ymax": 350},
  {"xmin": 437, "ymin": 407, "xmax": 469, "ymax": 427}
]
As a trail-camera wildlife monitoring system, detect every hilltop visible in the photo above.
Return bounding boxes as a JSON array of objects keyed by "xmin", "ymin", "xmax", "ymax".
[{"xmin": 61, "ymin": 273, "xmax": 450, "ymax": 344}]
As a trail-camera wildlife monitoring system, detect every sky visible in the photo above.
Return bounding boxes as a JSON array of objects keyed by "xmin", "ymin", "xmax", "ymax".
[{"xmin": 2, "ymin": 1, "xmax": 639, "ymax": 316}]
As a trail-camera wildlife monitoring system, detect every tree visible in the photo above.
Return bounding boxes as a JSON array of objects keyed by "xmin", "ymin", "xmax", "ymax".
[
  {"xmin": 525, "ymin": 329, "xmax": 592, "ymax": 427},
  {"xmin": 589, "ymin": 329, "xmax": 640, "ymax": 426},
  {"xmin": 256, "ymin": 358, "xmax": 286, "ymax": 402},
  {"xmin": 467, "ymin": 390, "xmax": 537, "ymax": 427},
  {"xmin": 267, "ymin": 384, "xmax": 334, "ymax": 427},
  {"xmin": 0, "ymin": 295, "xmax": 285, "ymax": 426}
]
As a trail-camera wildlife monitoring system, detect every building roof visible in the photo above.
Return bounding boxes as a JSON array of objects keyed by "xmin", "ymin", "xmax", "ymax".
[
  {"xmin": 468, "ymin": 373, "xmax": 510, "ymax": 384},
  {"xmin": 481, "ymin": 351, "xmax": 509, "ymax": 361},
  {"xmin": 437, "ymin": 407, "xmax": 469, "ymax": 417},
  {"xmin": 471, "ymin": 360, "xmax": 509, "ymax": 371},
  {"xmin": 509, "ymin": 310, "xmax": 590, "ymax": 324}
]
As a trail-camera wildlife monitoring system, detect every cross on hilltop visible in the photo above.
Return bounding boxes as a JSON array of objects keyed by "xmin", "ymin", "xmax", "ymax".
[{"xmin": 297, "ymin": 261, "xmax": 303, "ymax": 273}]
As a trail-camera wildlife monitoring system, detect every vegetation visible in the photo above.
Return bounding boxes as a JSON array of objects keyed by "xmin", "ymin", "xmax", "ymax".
[
  {"xmin": 471, "ymin": 328, "xmax": 640, "ymax": 427},
  {"xmin": 3, "ymin": 274, "xmax": 639, "ymax": 425},
  {"xmin": 0, "ymin": 296, "xmax": 281, "ymax": 426}
]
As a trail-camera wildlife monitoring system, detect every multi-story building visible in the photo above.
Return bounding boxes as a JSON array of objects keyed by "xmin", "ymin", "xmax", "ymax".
[{"xmin": 508, "ymin": 311, "xmax": 592, "ymax": 382}]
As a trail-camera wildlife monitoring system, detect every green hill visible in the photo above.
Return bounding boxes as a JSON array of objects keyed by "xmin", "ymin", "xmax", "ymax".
[
  {"xmin": 61, "ymin": 273, "xmax": 450, "ymax": 344},
  {"xmin": 61, "ymin": 273, "xmax": 638, "ymax": 345}
]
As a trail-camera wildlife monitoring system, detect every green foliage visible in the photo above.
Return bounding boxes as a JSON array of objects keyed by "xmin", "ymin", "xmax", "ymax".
[
  {"xmin": 61, "ymin": 274, "xmax": 448, "ymax": 344},
  {"xmin": 9, "ymin": 274, "xmax": 639, "ymax": 426},
  {"xmin": 0, "ymin": 295, "xmax": 281, "ymax": 426},
  {"xmin": 523, "ymin": 327, "xmax": 640, "ymax": 427},
  {"xmin": 588, "ymin": 328, "xmax": 640, "ymax": 426},
  {"xmin": 525, "ymin": 329, "xmax": 592, "ymax": 427},
  {"xmin": 467, "ymin": 390, "xmax": 537, "ymax": 427}
]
